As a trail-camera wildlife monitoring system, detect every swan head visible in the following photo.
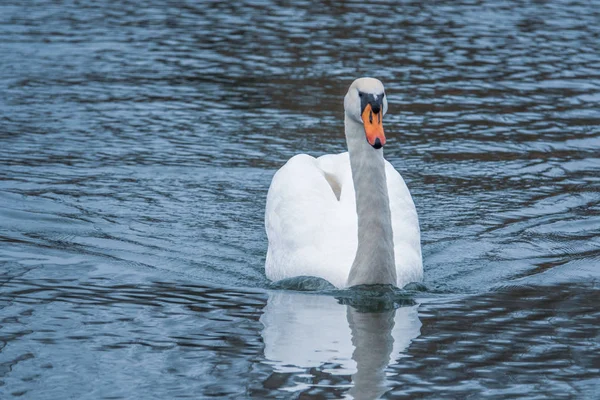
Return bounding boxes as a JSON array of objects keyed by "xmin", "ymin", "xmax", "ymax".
[{"xmin": 344, "ymin": 77, "xmax": 389, "ymax": 149}]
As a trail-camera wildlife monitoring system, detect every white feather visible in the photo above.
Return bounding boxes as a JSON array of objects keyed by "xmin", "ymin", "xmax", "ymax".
[
  {"xmin": 265, "ymin": 77, "xmax": 422, "ymax": 289},
  {"xmin": 265, "ymin": 152, "xmax": 422, "ymax": 288}
]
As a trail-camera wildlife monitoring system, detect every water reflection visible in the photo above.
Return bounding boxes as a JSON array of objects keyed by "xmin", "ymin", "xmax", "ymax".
[{"xmin": 260, "ymin": 291, "xmax": 421, "ymax": 398}]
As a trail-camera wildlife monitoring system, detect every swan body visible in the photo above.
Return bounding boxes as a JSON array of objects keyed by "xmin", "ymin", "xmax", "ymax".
[{"xmin": 265, "ymin": 78, "xmax": 422, "ymax": 289}]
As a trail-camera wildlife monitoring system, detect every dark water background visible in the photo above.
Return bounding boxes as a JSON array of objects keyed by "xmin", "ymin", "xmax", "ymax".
[{"xmin": 1, "ymin": 0, "xmax": 599, "ymax": 398}]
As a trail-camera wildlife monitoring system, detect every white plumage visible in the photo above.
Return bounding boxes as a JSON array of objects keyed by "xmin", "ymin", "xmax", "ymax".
[{"xmin": 265, "ymin": 78, "xmax": 423, "ymax": 289}]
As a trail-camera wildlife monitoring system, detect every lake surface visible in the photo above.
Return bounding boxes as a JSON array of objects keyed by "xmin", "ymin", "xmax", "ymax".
[{"xmin": 1, "ymin": 0, "xmax": 599, "ymax": 398}]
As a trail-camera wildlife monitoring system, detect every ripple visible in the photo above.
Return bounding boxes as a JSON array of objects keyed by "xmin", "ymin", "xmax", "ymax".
[{"xmin": 1, "ymin": 0, "xmax": 600, "ymax": 398}]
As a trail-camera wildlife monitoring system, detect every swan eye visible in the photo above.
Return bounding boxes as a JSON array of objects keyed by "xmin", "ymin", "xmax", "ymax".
[{"xmin": 358, "ymin": 91, "xmax": 363, "ymax": 97}]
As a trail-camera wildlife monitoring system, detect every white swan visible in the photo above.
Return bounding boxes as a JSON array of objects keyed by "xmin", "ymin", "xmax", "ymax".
[{"xmin": 265, "ymin": 77, "xmax": 422, "ymax": 289}]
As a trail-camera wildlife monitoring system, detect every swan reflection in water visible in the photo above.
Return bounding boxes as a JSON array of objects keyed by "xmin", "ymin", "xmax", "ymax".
[{"xmin": 260, "ymin": 290, "xmax": 421, "ymax": 399}]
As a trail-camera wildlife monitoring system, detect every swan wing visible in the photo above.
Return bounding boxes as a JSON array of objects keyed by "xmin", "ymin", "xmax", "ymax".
[
  {"xmin": 385, "ymin": 160, "xmax": 423, "ymax": 285},
  {"xmin": 265, "ymin": 154, "xmax": 422, "ymax": 288},
  {"xmin": 265, "ymin": 154, "xmax": 356, "ymax": 287}
]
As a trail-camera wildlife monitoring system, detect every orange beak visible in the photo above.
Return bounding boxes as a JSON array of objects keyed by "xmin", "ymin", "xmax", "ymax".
[{"xmin": 361, "ymin": 104, "xmax": 385, "ymax": 149}]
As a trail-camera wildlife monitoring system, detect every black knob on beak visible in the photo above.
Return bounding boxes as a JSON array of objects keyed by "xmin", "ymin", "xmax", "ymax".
[{"xmin": 359, "ymin": 91, "xmax": 384, "ymax": 116}]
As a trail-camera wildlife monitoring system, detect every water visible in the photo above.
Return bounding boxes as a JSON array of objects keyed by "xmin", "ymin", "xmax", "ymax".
[{"xmin": 1, "ymin": 0, "xmax": 599, "ymax": 398}]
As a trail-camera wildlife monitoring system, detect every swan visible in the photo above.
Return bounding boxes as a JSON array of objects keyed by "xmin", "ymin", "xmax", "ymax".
[{"xmin": 265, "ymin": 77, "xmax": 422, "ymax": 289}]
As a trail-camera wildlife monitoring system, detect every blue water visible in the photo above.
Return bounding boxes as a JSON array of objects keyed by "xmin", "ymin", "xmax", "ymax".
[{"xmin": 1, "ymin": 0, "xmax": 599, "ymax": 398}]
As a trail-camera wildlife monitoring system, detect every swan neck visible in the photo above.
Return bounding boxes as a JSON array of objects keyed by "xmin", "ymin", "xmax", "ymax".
[{"xmin": 345, "ymin": 114, "xmax": 396, "ymax": 287}]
